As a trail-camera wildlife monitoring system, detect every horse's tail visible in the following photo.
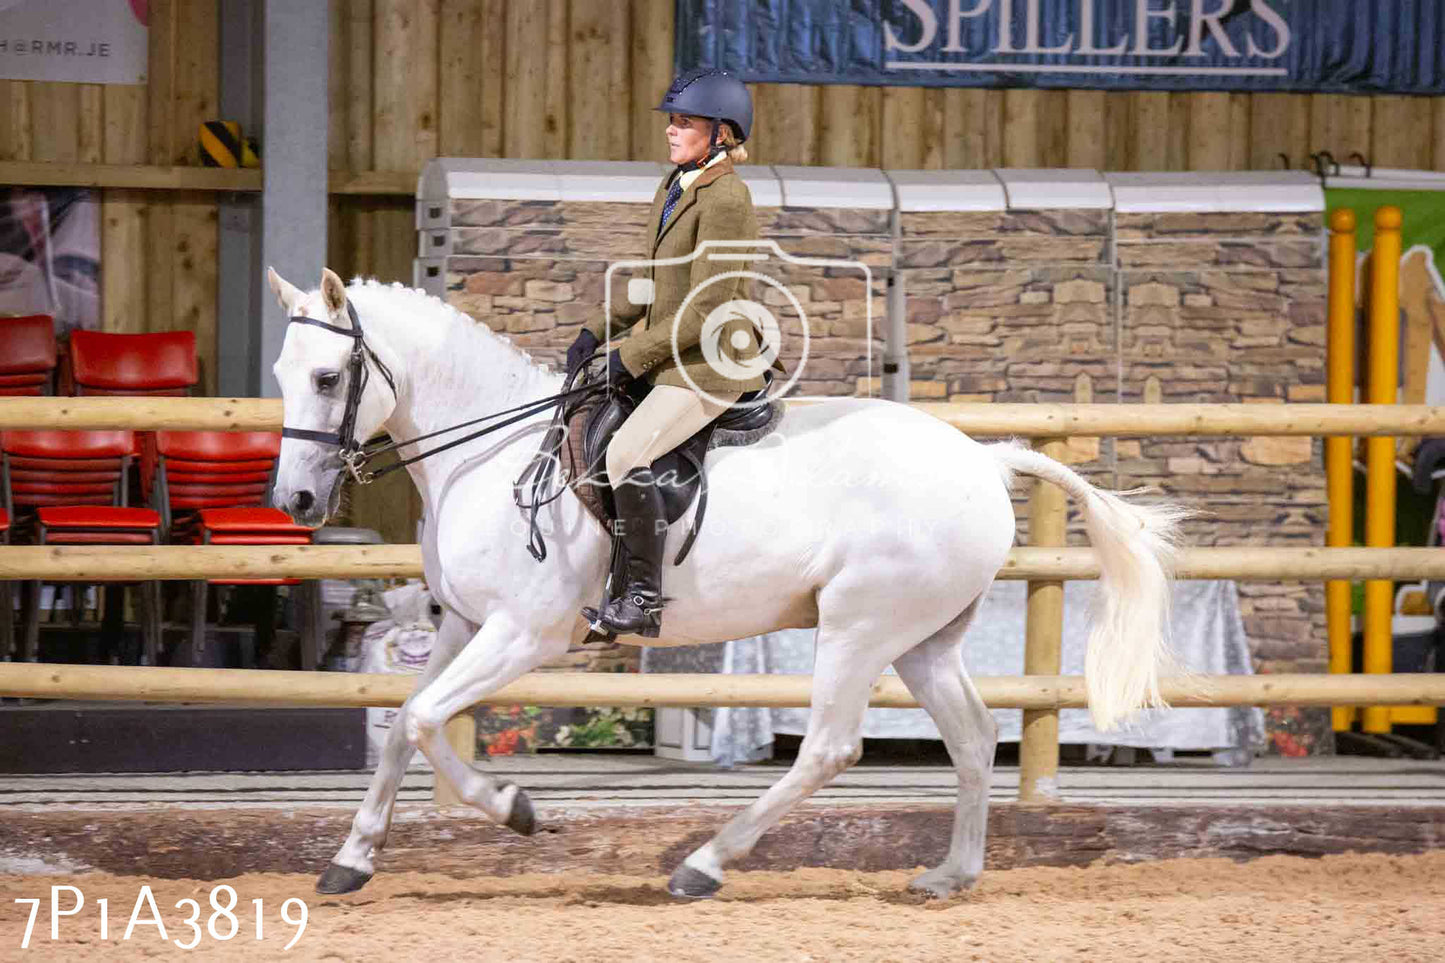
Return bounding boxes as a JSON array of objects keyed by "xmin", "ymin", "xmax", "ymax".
[{"xmin": 988, "ymin": 441, "xmax": 1190, "ymax": 731}]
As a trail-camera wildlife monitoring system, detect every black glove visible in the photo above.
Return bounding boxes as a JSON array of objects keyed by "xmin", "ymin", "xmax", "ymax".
[
  {"xmin": 607, "ymin": 348, "xmax": 632, "ymax": 383},
  {"xmin": 566, "ymin": 328, "xmax": 600, "ymax": 373}
]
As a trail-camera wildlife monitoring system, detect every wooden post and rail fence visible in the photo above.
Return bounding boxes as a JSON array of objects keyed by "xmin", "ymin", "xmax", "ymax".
[{"xmin": 1, "ymin": 319, "xmax": 1441, "ymax": 804}]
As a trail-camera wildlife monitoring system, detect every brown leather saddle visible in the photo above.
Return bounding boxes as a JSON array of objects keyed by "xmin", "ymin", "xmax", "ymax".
[{"xmin": 562, "ymin": 368, "xmax": 781, "ymax": 566}]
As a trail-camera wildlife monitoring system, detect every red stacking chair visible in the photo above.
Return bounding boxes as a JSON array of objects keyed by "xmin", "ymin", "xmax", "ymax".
[
  {"xmin": 67, "ymin": 330, "xmax": 198, "ymax": 396},
  {"xmin": 0, "ymin": 315, "xmax": 58, "ymax": 396},
  {"xmin": 67, "ymin": 330, "xmax": 199, "ymax": 505},
  {"xmin": 154, "ymin": 431, "xmax": 318, "ymax": 668},
  {"xmin": 1, "ymin": 430, "xmax": 162, "ymax": 665}
]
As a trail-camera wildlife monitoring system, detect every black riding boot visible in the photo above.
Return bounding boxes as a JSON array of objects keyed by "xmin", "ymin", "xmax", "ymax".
[{"xmin": 586, "ymin": 467, "xmax": 667, "ymax": 638}]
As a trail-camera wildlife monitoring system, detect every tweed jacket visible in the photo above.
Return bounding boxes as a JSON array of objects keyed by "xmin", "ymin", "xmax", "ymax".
[{"xmin": 584, "ymin": 159, "xmax": 782, "ymax": 395}]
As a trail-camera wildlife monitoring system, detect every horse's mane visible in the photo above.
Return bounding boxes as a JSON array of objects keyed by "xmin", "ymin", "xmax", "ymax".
[{"xmin": 344, "ymin": 277, "xmax": 554, "ymax": 375}]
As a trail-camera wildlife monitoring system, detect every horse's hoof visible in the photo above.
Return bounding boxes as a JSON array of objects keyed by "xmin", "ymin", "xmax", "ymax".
[
  {"xmin": 906, "ymin": 867, "xmax": 975, "ymax": 900},
  {"xmin": 502, "ymin": 783, "xmax": 537, "ymax": 836},
  {"xmin": 667, "ymin": 864, "xmax": 722, "ymax": 900},
  {"xmin": 315, "ymin": 862, "xmax": 373, "ymax": 895}
]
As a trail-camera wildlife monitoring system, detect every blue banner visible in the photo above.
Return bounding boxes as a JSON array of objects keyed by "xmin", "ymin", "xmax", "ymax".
[{"xmin": 676, "ymin": 1, "xmax": 1445, "ymax": 93}]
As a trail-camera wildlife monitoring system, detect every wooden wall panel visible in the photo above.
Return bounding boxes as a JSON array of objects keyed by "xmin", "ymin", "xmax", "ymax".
[
  {"xmin": 542, "ymin": 0, "xmax": 569, "ymax": 159},
  {"xmin": 1065, "ymin": 90, "xmax": 1106, "ymax": 169},
  {"xmin": 170, "ymin": 0, "xmax": 219, "ymax": 392},
  {"xmin": 343, "ymin": 0, "xmax": 375, "ymax": 171},
  {"xmin": 319, "ymin": 0, "xmax": 1445, "ymax": 180},
  {"xmin": 1373, "ymin": 96, "xmax": 1436, "ymax": 170},
  {"xmin": 631, "ymin": 0, "xmax": 675, "ymax": 163},
  {"xmin": 1435, "ymin": 99, "xmax": 1445, "ymax": 171},
  {"xmin": 29, "ymin": 85, "xmax": 80, "ymax": 163},
  {"xmin": 819, "ymin": 85, "xmax": 881, "ymax": 168},
  {"xmin": 438, "ymin": 0, "xmax": 489, "ymax": 157},
  {"xmin": 567, "ymin": 0, "xmax": 628, "ymax": 159},
  {"xmin": 327, "ymin": 0, "xmax": 349, "ymax": 171},
  {"xmin": 0, "ymin": 82, "xmax": 31, "ymax": 159},
  {"xmin": 100, "ymin": 87, "xmax": 147, "ymax": 335},
  {"xmin": 1186, "ymin": 92, "xmax": 1232, "ymax": 170}
]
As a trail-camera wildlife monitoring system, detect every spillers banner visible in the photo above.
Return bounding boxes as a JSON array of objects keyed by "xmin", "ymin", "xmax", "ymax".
[{"xmin": 676, "ymin": 0, "xmax": 1445, "ymax": 93}]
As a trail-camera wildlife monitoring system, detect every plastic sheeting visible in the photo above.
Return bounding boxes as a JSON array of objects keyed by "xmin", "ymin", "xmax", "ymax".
[{"xmin": 643, "ymin": 579, "xmax": 1266, "ymax": 767}]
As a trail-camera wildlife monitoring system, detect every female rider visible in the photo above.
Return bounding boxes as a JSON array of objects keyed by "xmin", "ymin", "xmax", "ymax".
[{"xmin": 565, "ymin": 67, "xmax": 777, "ymax": 638}]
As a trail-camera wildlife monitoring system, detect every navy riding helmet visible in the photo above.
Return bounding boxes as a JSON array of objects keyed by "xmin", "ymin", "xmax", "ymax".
[{"xmin": 656, "ymin": 67, "xmax": 753, "ymax": 145}]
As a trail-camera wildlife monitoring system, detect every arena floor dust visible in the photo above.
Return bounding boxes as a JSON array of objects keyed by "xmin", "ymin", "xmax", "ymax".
[{"xmin": 3, "ymin": 851, "xmax": 1443, "ymax": 962}]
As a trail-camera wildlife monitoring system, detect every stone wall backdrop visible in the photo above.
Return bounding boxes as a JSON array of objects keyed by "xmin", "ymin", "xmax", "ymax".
[
  {"xmin": 899, "ymin": 206, "xmax": 1120, "ymax": 544},
  {"xmin": 753, "ymin": 204, "xmax": 889, "ymax": 399},
  {"xmin": 1113, "ymin": 209, "xmax": 1328, "ymax": 754}
]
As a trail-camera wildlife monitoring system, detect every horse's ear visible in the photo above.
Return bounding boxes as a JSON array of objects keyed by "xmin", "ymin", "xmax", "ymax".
[
  {"xmin": 321, "ymin": 269, "xmax": 348, "ymax": 318},
  {"xmin": 267, "ymin": 267, "xmax": 303, "ymax": 314}
]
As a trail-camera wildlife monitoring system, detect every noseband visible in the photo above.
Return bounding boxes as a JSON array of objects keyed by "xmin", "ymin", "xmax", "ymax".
[{"xmin": 281, "ymin": 300, "xmax": 398, "ymax": 484}]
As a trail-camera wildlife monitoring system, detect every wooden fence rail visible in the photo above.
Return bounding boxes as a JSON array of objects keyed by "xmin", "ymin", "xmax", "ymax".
[
  {"xmin": 1, "ymin": 663, "xmax": 1442, "ymax": 712},
  {"xmin": 6, "ymin": 397, "xmax": 1445, "ymax": 437},
  {"xmin": 5, "ymin": 396, "xmax": 1443, "ymax": 804},
  {"xmin": 4, "ymin": 544, "xmax": 1445, "ymax": 582}
]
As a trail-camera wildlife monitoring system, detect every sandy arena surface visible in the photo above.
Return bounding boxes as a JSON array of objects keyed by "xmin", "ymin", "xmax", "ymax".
[{"xmin": 2, "ymin": 851, "xmax": 1443, "ymax": 962}]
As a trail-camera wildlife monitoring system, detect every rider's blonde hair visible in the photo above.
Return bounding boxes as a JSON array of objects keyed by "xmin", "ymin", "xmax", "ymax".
[{"xmin": 720, "ymin": 125, "xmax": 748, "ymax": 164}]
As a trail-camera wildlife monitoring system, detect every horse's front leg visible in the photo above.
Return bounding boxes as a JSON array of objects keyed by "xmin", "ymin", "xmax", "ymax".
[
  {"xmin": 405, "ymin": 612, "xmax": 571, "ymax": 831},
  {"xmin": 317, "ymin": 607, "xmax": 476, "ymax": 895}
]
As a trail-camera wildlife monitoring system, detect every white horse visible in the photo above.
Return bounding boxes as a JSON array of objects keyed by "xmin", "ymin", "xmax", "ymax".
[{"xmin": 267, "ymin": 267, "xmax": 1183, "ymax": 900}]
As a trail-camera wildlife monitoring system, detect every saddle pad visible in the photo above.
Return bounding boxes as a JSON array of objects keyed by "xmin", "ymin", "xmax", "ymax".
[{"xmin": 564, "ymin": 390, "xmax": 784, "ymax": 532}]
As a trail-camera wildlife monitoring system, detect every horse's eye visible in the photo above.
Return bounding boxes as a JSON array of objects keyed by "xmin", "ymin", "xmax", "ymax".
[{"xmin": 315, "ymin": 372, "xmax": 340, "ymax": 393}]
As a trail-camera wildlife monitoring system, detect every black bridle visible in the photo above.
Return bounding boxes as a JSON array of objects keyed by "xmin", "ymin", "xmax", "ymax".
[
  {"xmin": 281, "ymin": 301, "xmax": 399, "ymax": 484},
  {"xmin": 281, "ymin": 301, "xmax": 607, "ymax": 492}
]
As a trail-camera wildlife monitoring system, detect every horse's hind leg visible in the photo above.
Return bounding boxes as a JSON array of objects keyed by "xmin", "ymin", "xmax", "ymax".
[
  {"xmin": 318, "ymin": 608, "xmax": 474, "ymax": 895},
  {"xmin": 891, "ymin": 599, "xmax": 997, "ymax": 899}
]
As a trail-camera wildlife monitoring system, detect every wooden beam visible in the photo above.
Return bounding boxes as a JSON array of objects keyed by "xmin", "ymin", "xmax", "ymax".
[
  {"xmin": 9, "ymin": 397, "xmax": 1445, "ymax": 438},
  {"xmin": 1003, "ymin": 546, "xmax": 1445, "ymax": 581},
  {"xmin": 0, "ymin": 396, "xmax": 283, "ymax": 430},
  {"xmin": 0, "ymin": 162, "xmax": 262, "ymax": 192},
  {"xmin": 0, "ymin": 544, "xmax": 425, "ymax": 581},
  {"xmin": 7, "ymin": 544, "xmax": 1445, "ymax": 583},
  {"xmin": 1, "ymin": 663, "xmax": 1443, "ymax": 711},
  {"xmin": 328, "ymin": 169, "xmax": 416, "ymax": 195},
  {"xmin": 911, "ymin": 402, "xmax": 1445, "ymax": 437}
]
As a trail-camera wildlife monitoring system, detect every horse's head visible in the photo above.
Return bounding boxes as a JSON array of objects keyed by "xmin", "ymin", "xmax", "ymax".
[{"xmin": 268, "ymin": 267, "xmax": 397, "ymax": 526}]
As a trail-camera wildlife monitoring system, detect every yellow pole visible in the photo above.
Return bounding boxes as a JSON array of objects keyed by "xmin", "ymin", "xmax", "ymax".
[
  {"xmin": 1326, "ymin": 209, "xmax": 1357, "ymax": 732},
  {"xmin": 1363, "ymin": 205, "xmax": 1402, "ymax": 734},
  {"xmin": 1019, "ymin": 438, "xmax": 1067, "ymax": 803}
]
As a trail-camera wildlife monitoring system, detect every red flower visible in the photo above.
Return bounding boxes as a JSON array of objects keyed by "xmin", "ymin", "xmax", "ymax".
[
  {"xmin": 486, "ymin": 729, "xmax": 523, "ymax": 756},
  {"xmin": 1271, "ymin": 731, "xmax": 1307, "ymax": 757}
]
